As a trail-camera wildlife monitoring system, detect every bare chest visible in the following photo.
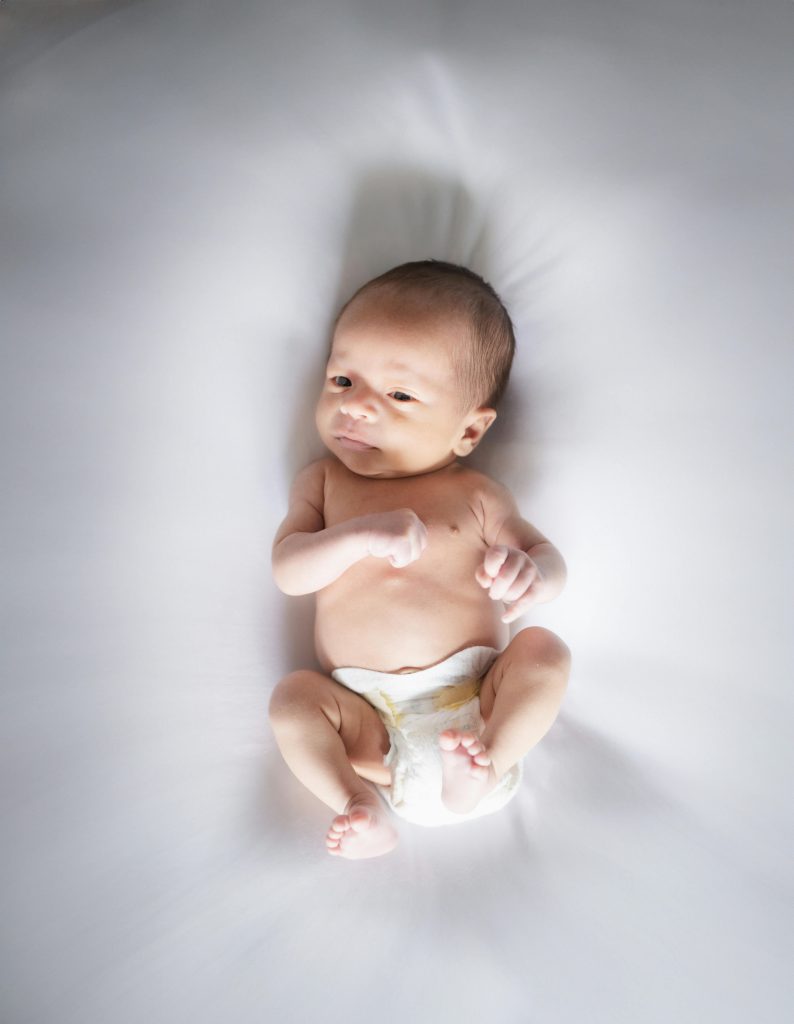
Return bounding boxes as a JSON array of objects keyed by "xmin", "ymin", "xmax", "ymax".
[
  {"xmin": 322, "ymin": 460, "xmax": 485, "ymax": 547},
  {"xmin": 313, "ymin": 459, "xmax": 506, "ymax": 672}
]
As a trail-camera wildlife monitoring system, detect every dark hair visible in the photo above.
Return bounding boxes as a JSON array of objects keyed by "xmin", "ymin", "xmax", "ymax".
[{"xmin": 334, "ymin": 259, "xmax": 516, "ymax": 409}]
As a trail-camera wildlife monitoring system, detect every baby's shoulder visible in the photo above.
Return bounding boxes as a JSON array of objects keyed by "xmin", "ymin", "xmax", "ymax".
[
  {"xmin": 288, "ymin": 457, "xmax": 332, "ymax": 509},
  {"xmin": 452, "ymin": 466, "xmax": 519, "ymax": 531},
  {"xmin": 456, "ymin": 465, "xmax": 516, "ymax": 507}
]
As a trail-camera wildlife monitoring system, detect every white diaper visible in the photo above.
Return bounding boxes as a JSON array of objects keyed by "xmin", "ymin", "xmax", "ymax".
[{"xmin": 332, "ymin": 645, "xmax": 523, "ymax": 827}]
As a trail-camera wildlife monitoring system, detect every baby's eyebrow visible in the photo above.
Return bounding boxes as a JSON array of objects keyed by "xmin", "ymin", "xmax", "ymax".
[{"xmin": 329, "ymin": 354, "xmax": 435, "ymax": 388}]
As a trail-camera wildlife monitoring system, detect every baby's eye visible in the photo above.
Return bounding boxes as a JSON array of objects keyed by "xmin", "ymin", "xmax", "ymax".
[
  {"xmin": 390, "ymin": 391, "xmax": 414, "ymax": 403},
  {"xmin": 331, "ymin": 376, "xmax": 351, "ymax": 388}
]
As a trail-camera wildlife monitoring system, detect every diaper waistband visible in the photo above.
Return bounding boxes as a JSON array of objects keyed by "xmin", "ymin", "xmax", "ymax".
[{"xmin": 331, "ymin": 645, "xmax": 499, "ymax": 709}]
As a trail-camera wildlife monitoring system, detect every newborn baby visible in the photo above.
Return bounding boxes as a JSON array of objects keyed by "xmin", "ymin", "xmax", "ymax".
[{"xmin": 270, "ymin": 259, "xmax": 570, "ymax": 859}]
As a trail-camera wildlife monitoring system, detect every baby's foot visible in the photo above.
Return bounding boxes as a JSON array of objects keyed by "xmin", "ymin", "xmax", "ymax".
[
  {"xmin": 439, "ymin": 730, "xmax": 499, "ymax": 815},
  {"xmin": 325, "ymin": 792, "xmax": 399, "ymax": 860}
]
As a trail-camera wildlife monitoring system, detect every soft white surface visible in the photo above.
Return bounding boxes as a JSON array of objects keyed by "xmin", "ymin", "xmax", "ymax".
[{"xmin": 1, "ymin": 1, "xmax": 792, "ymax": 1022}]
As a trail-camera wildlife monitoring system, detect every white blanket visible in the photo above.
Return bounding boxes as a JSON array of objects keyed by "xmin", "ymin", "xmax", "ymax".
[{"xmin": 1, "ymin": 1, "xmax": 791, "ymax": 1022}]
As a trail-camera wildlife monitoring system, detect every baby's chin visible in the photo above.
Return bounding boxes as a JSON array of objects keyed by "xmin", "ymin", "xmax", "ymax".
[
  {"xmin": 332, "ymin": 448, "xmax": 408, "ymax": 479},
  {"xmin": 325, "ymin": 439, "xmax": 455, "ymax": 479}
]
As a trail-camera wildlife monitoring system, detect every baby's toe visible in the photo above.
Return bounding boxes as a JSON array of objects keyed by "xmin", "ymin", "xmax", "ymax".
[
  {"xmin": 326, "ymin": 816, "xmax": 351, "ymax": 854},
  {"xmin": 326, "ymin": 817, "xmax": 349, "ymax": 842},
  {"xmin": 458, "ymin": 735, "xmax": 489, "ymax": 761},
  {"xmin": 348, "ymin": 806, "xmax": 374, "ymax": 832},
  {"xmin": 439, "ymin": 729, "xmax": 461, "ymax": 750}
]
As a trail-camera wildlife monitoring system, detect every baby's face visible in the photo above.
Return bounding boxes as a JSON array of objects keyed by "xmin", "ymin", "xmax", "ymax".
[{"xmin": 315, "ymin": 292, "xmax": 495, "ymax": 478}]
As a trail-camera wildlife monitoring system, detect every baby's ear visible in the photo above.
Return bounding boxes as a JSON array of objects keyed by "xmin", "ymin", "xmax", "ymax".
[{"xmin": 453, "ymin": 407, "xmax": 497, "ymax": 456}]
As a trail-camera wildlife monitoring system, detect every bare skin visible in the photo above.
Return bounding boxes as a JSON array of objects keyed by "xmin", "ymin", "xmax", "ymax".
[
  {"xmin": 438, "ymin": 730, "xmax": 499, "ymax": 815},
  {"xmin": 325, "ymin": 793, "xmax": 399, "ymax": 859},
  {"xmin": 269, "ymin": 287, "xmax": 570, "ymax": 859}
]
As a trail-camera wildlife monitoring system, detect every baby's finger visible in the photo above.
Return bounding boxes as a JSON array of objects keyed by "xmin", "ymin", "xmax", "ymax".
[
  {"xmin": 390, "ymin": 539, "xmax": 414, "ymax": 567},
  {"xmin": 487, "ymin": 558, "xmax": 523, "ymax": 602},
  {"xmin": 482, "ymin": 545, "xmax": 509, "ymax": 580},
  {"xmin": 475, "ymin": 564, "xmax": 493, "ymax": 589},
  {"xmin": 500, "ymin": 591, "xmax": 536, "ymax": 624},
  {"xmin": 414, "ymin": 520, "xmax": 429, "ymax": 554},
  {"xmin": 500, "ymin": 563, "xmax": 538, "ymax": 604}
]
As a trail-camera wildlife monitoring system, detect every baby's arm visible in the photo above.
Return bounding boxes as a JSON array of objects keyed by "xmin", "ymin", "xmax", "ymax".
[
  {"xmin": 272, "ymin": 461, "xmax": 428, "ymax": 595},
  {"xmin": 475, "ymin": 479, "xmax": 567, "ymax": 623}
]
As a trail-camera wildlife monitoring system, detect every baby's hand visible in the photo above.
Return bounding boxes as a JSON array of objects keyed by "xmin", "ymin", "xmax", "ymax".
[
  {"xmin": 365, "ymin": 508, "xmax": 429, "ymax": 568},
  {"xmin": 475, "ymin": 545, "xmax": 543, "ymax": 623}
]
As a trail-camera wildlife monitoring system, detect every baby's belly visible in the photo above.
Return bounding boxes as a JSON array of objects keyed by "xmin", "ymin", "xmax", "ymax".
[{"xmin": 314, "ymin": 559, "xmax": 509, "ymax": 673}]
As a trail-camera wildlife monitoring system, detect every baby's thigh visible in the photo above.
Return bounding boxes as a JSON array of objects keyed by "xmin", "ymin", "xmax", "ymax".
[
  {"xmin": 269, "ymin": 669, "xmax": 391, "ymax": 786},
  {"xmin": 478, "ymin": 627, "xmax": 570, "ymax": 721}
]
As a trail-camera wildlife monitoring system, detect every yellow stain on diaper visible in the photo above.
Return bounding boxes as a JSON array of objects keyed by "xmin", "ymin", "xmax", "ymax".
[
  {"xmin": 370, "ymin": 689, "xmax": 404, "ymax": 727},
  {"xmin": 365, "ymin": 677, "xmax": 481, "ymax": 723},
  {"xmin": 432, "ymin": 677, "xmax": 480, "ymax": 712}
]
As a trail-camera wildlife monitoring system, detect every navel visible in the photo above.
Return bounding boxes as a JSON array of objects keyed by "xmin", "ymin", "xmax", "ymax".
[{"xmin": 448, "ymin": 524, "xmax": 460, "ymax": 535}]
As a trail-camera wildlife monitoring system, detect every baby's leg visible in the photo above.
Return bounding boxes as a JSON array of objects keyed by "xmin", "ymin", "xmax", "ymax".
[
  {"xmin": 440, "ymin": 627, "xmax": 570, "ymax": 813},
  {"xmin": 268, "ymin": 670, "xmax": 398, "ymax": 858}
]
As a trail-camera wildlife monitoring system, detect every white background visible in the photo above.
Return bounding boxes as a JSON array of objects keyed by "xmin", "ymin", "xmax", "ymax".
[{"xmin": 1, "ymin": 1, "xmax": 792, "ymax": 1022}]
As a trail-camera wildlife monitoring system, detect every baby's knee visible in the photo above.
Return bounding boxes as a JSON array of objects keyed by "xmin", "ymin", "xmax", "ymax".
[
  {"xmin": 268, "ymin": 670, "xmax": 331, "ymax": 729},
  {"xmin": 511, "ymin": 626, "xmax": 571, "ymax": 674}
]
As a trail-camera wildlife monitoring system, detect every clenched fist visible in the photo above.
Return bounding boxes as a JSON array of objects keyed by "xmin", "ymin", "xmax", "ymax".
[
  {"xmin": 475, "ymin": 544, "xmax": 543, "ymax": 623},
  {"xmin": 364, "ymin": 508, "xmax": 429, "ymax": 568}
]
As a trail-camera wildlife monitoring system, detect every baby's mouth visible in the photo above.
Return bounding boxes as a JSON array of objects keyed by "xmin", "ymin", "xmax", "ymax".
[{"xmin": 335, "ymin": 435, "xmax": 377, "ymax": 451}]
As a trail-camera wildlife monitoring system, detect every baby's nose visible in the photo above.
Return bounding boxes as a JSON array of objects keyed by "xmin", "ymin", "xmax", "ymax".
[{"xmin": 339, "ymin": 387, "xmax": 377, "ymax": 419}]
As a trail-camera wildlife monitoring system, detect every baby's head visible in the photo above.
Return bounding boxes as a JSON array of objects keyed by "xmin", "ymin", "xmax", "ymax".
[{"xmin": 315, "ymin": 260, "xmax": 515, "ymax": 478}]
